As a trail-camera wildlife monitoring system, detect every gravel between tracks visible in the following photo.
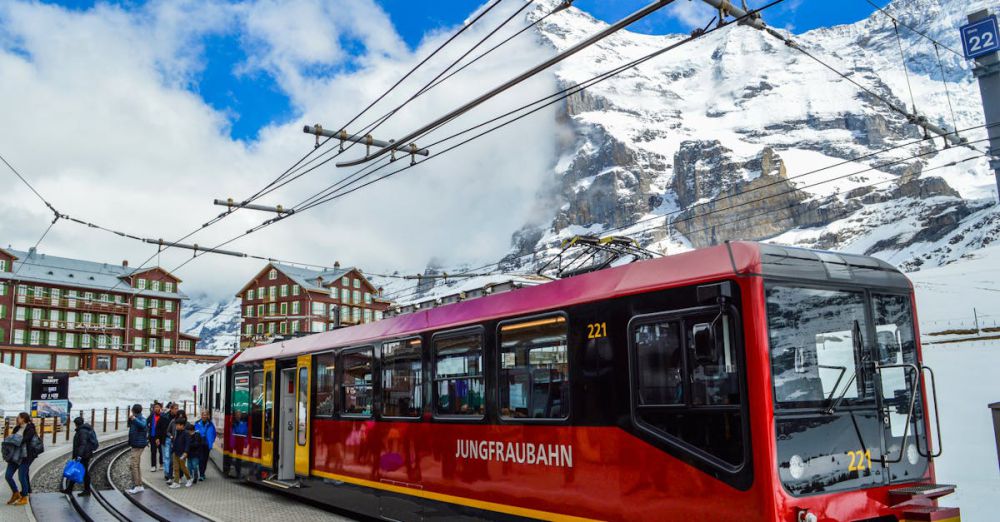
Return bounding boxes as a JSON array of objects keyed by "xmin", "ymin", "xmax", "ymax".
[{"xmin": 33, "ymin": 438, "xmax": 127, "ymax": 493}]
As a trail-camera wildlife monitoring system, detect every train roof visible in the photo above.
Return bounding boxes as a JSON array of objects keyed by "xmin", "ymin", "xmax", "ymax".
[{"xmin": 222, "ymin": 241, "xmax": 910, "ymax": 367}]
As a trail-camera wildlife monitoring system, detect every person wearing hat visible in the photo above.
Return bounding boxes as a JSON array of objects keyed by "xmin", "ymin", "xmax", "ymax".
[{"xmin": 64, "ymin": 417, "xmax": 99, "ymax": 496}]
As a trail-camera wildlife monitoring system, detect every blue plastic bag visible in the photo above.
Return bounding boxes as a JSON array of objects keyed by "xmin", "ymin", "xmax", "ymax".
[{"xmin": 63, "ymin": 459, "xmax": 85, "ymax": 484}]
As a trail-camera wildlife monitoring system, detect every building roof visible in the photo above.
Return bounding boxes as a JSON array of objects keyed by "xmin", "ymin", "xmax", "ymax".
[
  {"xmin": 179, "ymin": 331, "xmax": 201, "ymax": 341},
  {"xmin": 0, "ymin": 248, "xmax": 188, "ymax": 300},
  {"xmin": 272, "ymin": 263, "xmax": 353, "ymax": 293}
]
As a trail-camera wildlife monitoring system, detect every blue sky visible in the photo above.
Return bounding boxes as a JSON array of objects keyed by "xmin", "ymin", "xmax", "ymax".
[{"xmin": 40, "ymin": 0, "xmax": 886, "ymax": 141}]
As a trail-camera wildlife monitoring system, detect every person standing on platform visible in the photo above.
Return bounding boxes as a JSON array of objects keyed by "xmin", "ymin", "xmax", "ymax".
[
  {"xmin": 159, "ymin": 402, "xmax": 178, "ymax": 481},
  {"xmin": 64, "ymin": 417, "xmax": 99, "ymax": 496},
  {"xmin": 193, "ymin": 410, "xmax": 216, "ymax": 481},
  {"xmin": 168, "ymin": 419, "xmax": 192, "ymax": 488},
  {"xmin": 126, "ymin": 404, "xmax": 148, "ymax": 494},
  {"xmin": 3, "ymin": 413, "xmax": 40, "ymax": 506},
  {"xmin": 147, "ymin": 402, "xmax": 164, "ymax": 473}
]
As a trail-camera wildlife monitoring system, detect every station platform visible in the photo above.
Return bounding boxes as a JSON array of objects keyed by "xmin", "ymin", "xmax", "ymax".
[
  {"xmin": 1, "ymin": 428, "xmax": 127, "ymax": 522},
  {"xmin": 141, "ymin": 463, "xmax": 355, "ymax": 521}
]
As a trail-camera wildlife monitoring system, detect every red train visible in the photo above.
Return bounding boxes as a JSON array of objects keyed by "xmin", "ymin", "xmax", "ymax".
[{"xmin": 199, "ymin": 242, "xmax": 961, "ymax": 521}]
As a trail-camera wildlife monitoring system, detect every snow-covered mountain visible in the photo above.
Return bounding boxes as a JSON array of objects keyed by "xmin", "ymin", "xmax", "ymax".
[
  {"xmin": 182, "ymin": 297, "xmax": 241, "ymax": 354},
  {"xmin": 191, "ymin": 0, "xmax": 1000, "ymax": 349}
]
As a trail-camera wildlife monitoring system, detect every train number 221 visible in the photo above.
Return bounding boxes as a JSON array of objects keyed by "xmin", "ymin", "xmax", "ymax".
[
  {"xmin": 587, "ymin": 322, "xmax": 607, "ymax": 339},
  {"xmin": 847, "ymin": 449, "xmax": 873, "ymax": 472}
]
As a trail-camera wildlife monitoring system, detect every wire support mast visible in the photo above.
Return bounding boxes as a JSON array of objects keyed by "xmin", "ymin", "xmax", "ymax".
[
  {"xmin": 335, "ymin": 0, "xmax": 678, "ymax": 167},
  {"xmin": 698, "ymin": 0, "xmax": 970, "ymax": 150}
]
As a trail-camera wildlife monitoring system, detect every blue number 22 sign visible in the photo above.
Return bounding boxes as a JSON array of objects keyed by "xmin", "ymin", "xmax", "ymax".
[{"xmin": 961, "ymin": 15, "xmax": 999, "ymax": 59}]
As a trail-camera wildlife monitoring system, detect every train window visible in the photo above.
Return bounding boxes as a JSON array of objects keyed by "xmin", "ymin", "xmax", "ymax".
[
  {"xmin": 381, "ymin": 339, "xmax": 422, "ymax": 418},
  {"xmin": 498, "ymin": 316, "xmax": 569, "ymax": 420},
  {"xmin": 633, "ymin": 321, "xmax": 684, "ymax": 405},
  {"xmin": 250, "ymin": 370, "xmax": 264, "ymax": 439},
  {"xmin": 433, "ymin": 331, "xmax": 484, "ymax": 417},
  {"xmin": 630, "ymin": 312, "xmax": 744, "ymax": 467},
  {"xmin": 314, "ymin": 353, "xmax": 337, "ymax": 417},
  {"xmin": 340, "ymin": 348, "xmax": 374, "ymax": 416},
  {"xmin": 297, "ymin": 366, "xmax": 308, "ymax": 446},
  {"xmin": 263, "ymin": 370, "xmax": 273, "ymax": 442},
  {"xmin": 231, "ymin": 372, "xmax": 250, "ymax": 437},
  {"xmin": 766, "ymin": 286, "xmax": 870, "ymax": 407}
]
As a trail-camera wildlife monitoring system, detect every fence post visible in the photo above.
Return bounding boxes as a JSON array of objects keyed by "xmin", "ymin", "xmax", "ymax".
[
  {"xmin": 90, "ymin": 409, "xmax": 95, "ymax": 428},
  {"xmin": 974, "ymin": 308, "xmax": 981, "ymax": 335},
  {"xmin": 103, "ymin": 408, "xmax": 108, "ymax": 433},
  {"xmin": 115, "ymin": 407, "xmax": 120, "ymax": 431},
  {"xmin": 66, "ymin": 413, "xmax": 71, "ymax": 442},
  {"xmin": 52, "ymin": 417, "xmax": 58, "ymax": 444}
]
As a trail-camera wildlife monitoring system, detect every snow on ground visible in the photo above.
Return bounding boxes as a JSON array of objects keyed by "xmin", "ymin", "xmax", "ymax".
[
  {"xmin": 911, "ymin": 244, "xmax": 1000, "ymax": 334},
  {"xmin": 922, "ymin": 341, "xmax": 1000, "ymax": 522},
  {"xmin": 0, "ymin": 362, "xmax": 210, "ymax": 414}
]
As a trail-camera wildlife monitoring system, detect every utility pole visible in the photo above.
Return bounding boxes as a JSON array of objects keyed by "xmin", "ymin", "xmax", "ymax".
[{"xmin": 964, "ymin": 9, "xmax": 1000, "ymax": 202}]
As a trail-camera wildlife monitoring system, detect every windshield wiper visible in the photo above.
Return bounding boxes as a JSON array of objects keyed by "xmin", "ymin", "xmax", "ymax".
[{"xmin": 826, "ymin": 320, "xmax": 864, "ymax": 415}]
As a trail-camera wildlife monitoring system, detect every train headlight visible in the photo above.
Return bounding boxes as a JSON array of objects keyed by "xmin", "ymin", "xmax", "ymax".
[
  {"xmin": 907, "ymin": 443, "xmax": 919, "ymax": 465},
  {"xmin": 789, "ymin": 454, "xmax": 806, "ymax": 480},
  {"xmin": 797, "ymin": 510, "xmax": 818, "ymax": 522}
]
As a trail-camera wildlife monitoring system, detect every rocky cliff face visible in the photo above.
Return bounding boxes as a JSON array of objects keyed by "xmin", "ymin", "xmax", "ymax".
[{"xmin": 499, "ymin": 0, "xmax": 999, "ymax": 276}]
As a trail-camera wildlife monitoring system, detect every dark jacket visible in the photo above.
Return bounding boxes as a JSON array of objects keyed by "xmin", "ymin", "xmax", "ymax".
[
  {"xmin": 187, "ymin": 432, "xmax": 204, "ymax": 458},
  {"xmin": 22, "ymin": 423, "xmax": 40, "ymax": 462},
  {"xmin": 72, "ymin": 423, "xmax": 99, "ymax": 460},
  {"xmin": 154, "ymin": 412, "xmax": 173, "ymax": 443},
  {"xmin": 128, "ymin": 415, "xmax": 149, "ymax": 448},
  {"xmin": 172, "ymin": 430, "xmax": 190, "ymax": 456},
  {"xmin": 167, "ymin": 416, "xmax": 186, "ymax": 442}
]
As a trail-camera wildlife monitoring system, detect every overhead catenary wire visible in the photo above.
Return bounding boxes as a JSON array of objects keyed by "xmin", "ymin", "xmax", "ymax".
[{"xmin": 862, "ymin": 0, "xmax": 963, "ymax": 58}]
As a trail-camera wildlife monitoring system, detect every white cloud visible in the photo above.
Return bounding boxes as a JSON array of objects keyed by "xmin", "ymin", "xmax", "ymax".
[
  {"xmin": 0, "ymin": 0, "xmax": 560, "ymax": 303},
  {"xmin": 667, "ymin": 1, "xmax": 716, "ymax": 29}
]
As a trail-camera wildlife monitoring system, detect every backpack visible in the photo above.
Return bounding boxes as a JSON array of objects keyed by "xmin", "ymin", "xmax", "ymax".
[
  {"xmin": 1, "ymin": 434, "xmax": 23, "ymax": 463},
  {"xmin": 87, "ymin": 428, "xmax": 99, "ymax": 453},
  {"xmin": 29, "ymin": 432, "xmax": 45, "ymax": 456}
]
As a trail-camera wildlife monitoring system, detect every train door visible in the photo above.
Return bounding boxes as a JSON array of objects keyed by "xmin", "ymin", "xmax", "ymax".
[
  {"xmin": 278, "ymin": 368, "xmax": 296, "ymax": 481},
  {"xmin": 294, "ymin": 354, "xmax": 312, "ymax": 477},
  {"xmin": 262, "ymin": 360, "xmax": 275, "ymax": 471}
]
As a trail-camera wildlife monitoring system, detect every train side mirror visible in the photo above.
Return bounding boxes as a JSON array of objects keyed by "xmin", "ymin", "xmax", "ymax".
[{"xmin": 693, "ymin": 322, "xmax": 718, "ymax": 363}]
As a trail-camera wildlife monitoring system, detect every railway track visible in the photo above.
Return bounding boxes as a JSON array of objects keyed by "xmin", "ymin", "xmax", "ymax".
[{"xmin": 31, "ymin": 440, "xmax": 211, "ymax": 522}]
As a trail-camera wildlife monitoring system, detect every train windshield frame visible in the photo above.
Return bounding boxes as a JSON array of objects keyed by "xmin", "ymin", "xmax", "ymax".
[{"xmin": 764, "ymin": 279, "xmax": 930, "ymax": 496}]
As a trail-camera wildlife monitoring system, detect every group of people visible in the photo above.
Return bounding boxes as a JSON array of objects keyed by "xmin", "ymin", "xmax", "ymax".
[{"xmin": 126, "ymin": 401, "xmax": 217, "ymax": 493}]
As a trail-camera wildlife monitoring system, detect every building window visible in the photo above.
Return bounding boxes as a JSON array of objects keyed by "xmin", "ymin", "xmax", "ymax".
[
  {"xmin": 115, "ymin": 357, "xmax": 128, "ymax": 370},
  {"xmin": 151, "ymin": 280, "xmax": 161, "ymax": 292},
  {"xmin": 81, "ymin": 334, "xmax": 92, "ymax": 348},
  {"xmin": 0, "ymin": 260, "xmax": 6, "ymax": 271},
  {"xmin": 268, "ymin": 303, "xmax": 276, "ymax": 315},
  {"xmin": 29, "ymin": 330, "xmax": 41, "ymax": 346},
  {"xmin": 341, "ymin": 276, "xmax": 349, "ymax": 286},
  {"xmin": 0, "ymin": 304, "xmax": 5, "ymax": 320},
  {"xmin": 280, "ymin": 302, "xmax": 288, "ymax": 316},
  {"xmin": 498, "ymin": 316, "xmax": 569, "ymax": 420},
  {"xmin": 363, "ymin": 309, "xmax": 372, "ymax": 323},
  {"xmin": 134, "ymin": 337, "xmax": 145, "ymax": 351},
  {"xmin": 150, "ymin": 299, "xmax": 159, "ymax": 310},
  {"xmin": 267, "ymin": 286, "xmax": 275, "ymax": 301},
  {"xmin": 96, "ymin": 356, "xmax": 111, "ymax": 371},
  {"xmin": 257, "ymin": 304, "xmax": 264, "ymax": 317},
  {"xmin": 244, "ymin": 324, "xmax": 252, "ymax": 336},
  {"xmin": 65, "ymin": 334, "xmax": 76, "ymax": 349},
  {"xmin": 0, "ymin": 283, "xmax": 6, "ymax": 296},
  {"xmin": 311, "ymin": 321, "xmax": 325, "ymax": 333},
  {"xmin": 340, "ymin": 289, "xmax": 349, "ymax": 302},
  {"xmin": 25, "ymin": 353, "xmax": 51, "ymax": 371},
  {"xmin": 149, "ymin": 338, "xmax": 158, "ymax": 352},
  {"xmin": 292, "ymin": 301, "xmax": 300, "ymax": 314},
  {"xmin": 111, "ymin": 336, "xmax": 121, "ymax": 349},
  {"xmin": 381, "ymin": 339, "xmax": 422, "ymax": 417},
  {"xmin": 134, "ymin": 317, "xmax": 145, "ymax": 329},
  {"xmin": 137, "ymin": 279, "xmax": 147, "ymax": 290},
  {"xmin": 280, "ymin": 284, "xmax": 288, "ymax": 297},
  {"xmin": 165, "ymin": 301, "xmax": 174, "ymax": 312},
  {"xmin": 364, "ymin": 292, "xmax": 372, "ymax": 304},
  {"xmin": 113, "ymin": 315, "xmax": 123, "ymax": 328},
  {"xmin": 55, "ymin": 355, "xmax": 79, "ymax": 371},
  {"xmin": 341, "ymin": 348, "xmax": 374, "ymax": 416},
  {"xmin": 165, "ymin": 282, "xmax": 174, "ymax": 293},
  {"xmin": 375, "ymin": 311, "xmax": 384, "ymax": 321},
  {"xmin": 267, "ymin": 322, "xmax": 276, "ymax": 335},
  {"xmin": 136, "ymin": 297, "xmax": 145, "ymax": 310},
  {"xmin": 8, "ymin": 330, "xmax": 20, "ymax": 346},
  {"xmin": 352, "ymin": 308, "xmax": 361, "ymax": 323},
  {"xmin": 279, "ymin": 322, "xmax": 287, "ymax": 334},
  {"xmin": 353, "ymin": 278, "xmax": 360, "ymax": 289},
  {"xmin": 163, "ymin": 338, "xmax": 172, "ymax": 352},
  {"xmin": 164, "ymin": 319, "xmax": 173, "ymax": 332},
  {"xmin": 247, "ymin": 289, "xmax": 255, "ymax": 301},
  {"xmin": 353, "ymin": 290, "xmax": 361, "ymax": 304},
  {"xmin": 291, "ymin": 321, "xmax": 300, "ymax": 334},
  {"xmin": 292, "ymin": 285, "xmax": 300, "ymax": 296},
  {"xmin": 433, "ymin": 331, "xmax": 484, "ymax": 417},
  {"xmin": 311, "ymin": 302, "xmax": 325, "ymax": 316},
  {"xmin": 268, "ymin": 269, "xmax": 277, "ymax": 280},
  {"xmin": 15, "ymin": 307, "xmax": 25, "ymax": 321},
  {"xmin": 47, "ymin": 331, "xmax": 58, "ymax": 347}
]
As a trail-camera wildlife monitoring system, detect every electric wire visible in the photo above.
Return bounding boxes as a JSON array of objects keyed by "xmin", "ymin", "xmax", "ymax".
[{"xmin": 862, "ymin": 0, "xmax": 963, "ymax": 58}]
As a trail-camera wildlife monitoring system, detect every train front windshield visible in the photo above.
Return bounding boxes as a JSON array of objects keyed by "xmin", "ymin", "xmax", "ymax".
[{"xmin": 766, "ymin": 284, "xmax": 930, "ymax": 495}]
